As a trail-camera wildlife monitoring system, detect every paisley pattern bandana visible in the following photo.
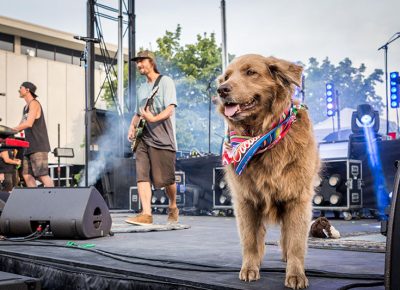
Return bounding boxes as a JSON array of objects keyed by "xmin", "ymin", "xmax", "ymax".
[{"xmin": 222, "ymin": 103, "xmax": 304, "ymax": 175}]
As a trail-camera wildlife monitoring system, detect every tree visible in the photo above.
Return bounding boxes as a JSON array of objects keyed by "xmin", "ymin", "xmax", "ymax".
[
  {"xmin": 101, "ymin": 25, "xmax": 226, "ymax": 154},
  {"xmin": 154, "ymin": 25, "xmax": 225, "ymax": 153},
  {"xmin": 303, "ymin": 57, "xmax": 384, "ymax": 124}
]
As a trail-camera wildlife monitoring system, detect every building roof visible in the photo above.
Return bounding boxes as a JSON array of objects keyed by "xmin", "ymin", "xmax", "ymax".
[{"xmin": 0, "ymin": 15, "xmax": 127, "ymax": 55}]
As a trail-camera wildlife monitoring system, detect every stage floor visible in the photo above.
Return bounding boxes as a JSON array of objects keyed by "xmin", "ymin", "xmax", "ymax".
[{"xmin": 0, "ymin": 213, "xmax": 386, "ymax": 290}]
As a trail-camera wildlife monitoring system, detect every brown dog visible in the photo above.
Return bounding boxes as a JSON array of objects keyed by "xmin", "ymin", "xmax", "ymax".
[{"xmin": 216, "ymin": 54, "xmax": 320, "ymax": 289}]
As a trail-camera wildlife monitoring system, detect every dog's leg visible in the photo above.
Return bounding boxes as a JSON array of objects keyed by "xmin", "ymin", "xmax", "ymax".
[
  {"xmin": 281, "ymin": 201, "xmax": 311, "ymax": 289},
  {"xmin": 235, "ymin": 200, "xmax": 266, "ymax": 282}
]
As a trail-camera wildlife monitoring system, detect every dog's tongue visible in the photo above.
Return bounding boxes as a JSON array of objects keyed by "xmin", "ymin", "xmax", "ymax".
[{"xmin": 224, "ymin": 104, "xmax": 240, "ymax": 117}]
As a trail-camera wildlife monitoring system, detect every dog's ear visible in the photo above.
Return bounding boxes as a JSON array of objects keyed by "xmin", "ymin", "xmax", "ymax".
[{"xmin": 265, "ymin": 57, "xmax": 303, "ymax": 87}]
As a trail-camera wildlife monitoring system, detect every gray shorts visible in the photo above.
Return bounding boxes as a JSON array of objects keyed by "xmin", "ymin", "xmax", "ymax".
[
  {"xmin": 135, "ymin": 141, "xmax": 176, "ymax": 189},
  {"xmin": 23, "ymin": 152, "xmax": 49, "ymax": 178}
]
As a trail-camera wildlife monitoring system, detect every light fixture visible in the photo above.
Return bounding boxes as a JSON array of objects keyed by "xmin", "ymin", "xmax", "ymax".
[
  {"xmin": 313, "ymin": 194, "xmax": 324, "ymax": 205},
  {"xmin": 351, "ymin": 104, "xmax": 380, "ymax": 135},
  {"xmin": 389, "ymin": 72, "xmax": 399, "ymax": 108},
  {"xmin": 151, "ymin": 196, "xmax": 157, "ymax": 204},
  {"xmin": 328, "ymin": 174, "xmax": 341, "ymax": 187},
  {"xmin": 26, "ymin": 48, "xmax": 36, "ymax": 57},
  {"xmin": 219, "ymin": 193, "xmax": 231, "ymax": 205},
  {"xmin": 160, "ymin": 196, "xmax": 167, "ymax": 204},
  {"xmin": 313, "ymin": 176, "xmax": 322, "ymax": 187},
  {"xmin": 329, "ymin": 193, "xmax": 342, "ymax": 205},
  {"xmin": 53, "ymin": 147, "xmax": 75, "ymax": 158},
  {"xmin": 213, "ymin": 167, "xmax": 233, "ymax": 209},
  {"xmin": 325, "ymin": 83, "xmax": 336, "ymax": 117}
]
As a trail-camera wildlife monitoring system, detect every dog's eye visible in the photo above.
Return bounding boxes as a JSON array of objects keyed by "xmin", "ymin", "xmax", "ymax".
[{"xmin": 246, "ymin": 69, "xmax": 256, "ymax": 76}]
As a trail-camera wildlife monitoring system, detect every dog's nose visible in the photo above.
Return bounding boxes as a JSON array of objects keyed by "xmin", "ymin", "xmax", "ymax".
[{"xmin": 217, "ymin": 83, "xmax": 231, "ymax": 98}]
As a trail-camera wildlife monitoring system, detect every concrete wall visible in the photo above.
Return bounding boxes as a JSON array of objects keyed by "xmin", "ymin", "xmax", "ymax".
[{"xmin": 0, "ymin": 50, "xmax": 107, "ymax": 165}]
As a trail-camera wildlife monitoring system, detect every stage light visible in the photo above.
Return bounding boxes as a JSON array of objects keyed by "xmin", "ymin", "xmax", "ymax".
[
  {"xmin": 329, "ymin": 193, "xmax": 342, "ymax": 205},
  {"xmin": 160, "ymin": 196, "xmax": 167, "ymax": 204},
  {"xmin": 213, "ymin": 167, "xmax": 233, "ymax": 209},
  {"xmin": 313, "ymin": 160, "xmax": 363, "ymax": 219},
  {"xmin": 53, "ymin": 147, "xmax": 75, "ymax": 158},
  {"xmin": 313, "ymin": 194, "xmax": 324, "ymax": 205},
  {"xmin": 314, "ymin": 176, "xmax": 322, "ymax": 187},
  {"xmin": 390, "ymin": 72, "xmax": 400, "ymax": 108},
  {"xmin": 328, "ymin": 174, "xmax": 341, "ymax": 187},
  {"xmin": 219, "ymin": 193, "xmax": 231, "ymax": 205},
  {"xmin": 351, "ymin": 104, "xmax": 380, "ymax": 135},
  {"xmin": 325, "ymin": 83, "xmax": 336, "ymax": 117}
]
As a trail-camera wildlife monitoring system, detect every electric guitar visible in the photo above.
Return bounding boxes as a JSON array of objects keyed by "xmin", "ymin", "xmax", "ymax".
[{"xmin": 130, "ymin": 86, "xmax": 160, "ymax": 152}]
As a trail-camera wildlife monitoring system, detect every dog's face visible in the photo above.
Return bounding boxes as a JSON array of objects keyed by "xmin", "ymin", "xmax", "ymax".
[{"xmin": 217, "ymin": 54, "xmax": 303, "ymax": 132}]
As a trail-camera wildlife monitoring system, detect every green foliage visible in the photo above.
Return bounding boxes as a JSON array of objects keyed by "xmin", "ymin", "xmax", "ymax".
[
  {"xmin": 100, "ymin": 26, "xmax": 384, "ymax": 151},
  {"xmin": 303, "ymin": 57, "xmax": 384, "ymax": 123},
  {"xmin": 154, "ymin": 25, "xmax": 225, "ymax": 153}
]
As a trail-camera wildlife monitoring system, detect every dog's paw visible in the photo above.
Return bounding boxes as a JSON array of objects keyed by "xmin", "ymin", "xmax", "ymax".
[
  {"xmin": 285, "ymin": 273, "xmax": 309, "ymax": 289},
  {"xmin": 239, "ymin": 266, "xmax": 260, "ymax": 282}
]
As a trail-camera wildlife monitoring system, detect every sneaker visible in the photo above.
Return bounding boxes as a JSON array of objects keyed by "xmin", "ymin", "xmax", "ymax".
[
  {"xmin": 125, "ymin": 213, "xmax": 153, "ymax": 225},
  {"xmin": 167, "ymin": 207, "xmax": 179, "ymax": 224}
]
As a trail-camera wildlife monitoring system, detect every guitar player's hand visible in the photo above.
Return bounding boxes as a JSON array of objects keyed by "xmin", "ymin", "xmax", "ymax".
[
  {"xmin": 139, "ymin": 107, "xmax": 156, "ymax": 123},
  {"xmin": 127, "ymin": 127, "xmax": 136, "ymax": 141}
]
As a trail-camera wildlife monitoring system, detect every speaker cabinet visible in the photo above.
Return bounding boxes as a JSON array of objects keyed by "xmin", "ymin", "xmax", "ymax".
[
  {"xmin": 212, "ymin": 167, "xmax": 233, "ymax": 209},
  {"xmin": 313, "ymin": 159, "xmax": 363, "ymax": 211},
  {"xmin": 0, "ymin": 191, "xmax": 10, "ymax": 214},
  {"xmin": 0, "ymin": 187, "xmax": 112, "ymax": 239}
]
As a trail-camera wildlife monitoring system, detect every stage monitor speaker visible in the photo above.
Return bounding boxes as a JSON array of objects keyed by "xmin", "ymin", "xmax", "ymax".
[
  {"xmin": 0, "ymin": 186, "xmax": 112, "ymax": 239},
  {"xmin": 0, "ymin": 191, "xmax": 10, "ymax": 214}
]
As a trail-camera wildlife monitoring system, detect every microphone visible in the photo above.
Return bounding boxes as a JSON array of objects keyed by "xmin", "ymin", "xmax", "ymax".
[
  {"xmin": 73, "ymin": 36, "xmax": 100, "ymax": 43},
  {"xmin": 0, "ymin": 93, "xmax": 5, "ymax": 96}
]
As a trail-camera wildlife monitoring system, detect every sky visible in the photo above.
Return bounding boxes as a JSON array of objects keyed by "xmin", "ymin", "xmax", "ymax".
[{"xmin": 1, "ymin": 0, "xmax": 400, "ymax": 120}]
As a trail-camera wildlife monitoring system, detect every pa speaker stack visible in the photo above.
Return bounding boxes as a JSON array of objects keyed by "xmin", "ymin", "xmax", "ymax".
[{"xmin": 0, "ymin": 186, "xmax": 112, "ymax": 239}]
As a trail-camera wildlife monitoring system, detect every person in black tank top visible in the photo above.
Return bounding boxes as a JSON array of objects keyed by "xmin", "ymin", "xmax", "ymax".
[{"xmin": 13, "ymin": 82, "xmax": 54, "ymax": 187}]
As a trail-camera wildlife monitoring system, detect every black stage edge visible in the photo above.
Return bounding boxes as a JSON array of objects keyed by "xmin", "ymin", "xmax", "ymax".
[
  {"xmin": 0, "ymin": 270, "xmax": 40, "ymax": 290},
  {"xmin": 0, "ymin": 215, "xmax": 385, "ymax": 290}
]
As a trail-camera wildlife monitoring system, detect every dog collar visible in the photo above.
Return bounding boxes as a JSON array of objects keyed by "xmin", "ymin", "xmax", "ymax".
[{"xmin": 222, "ymin": 103, "xmax": 305, "ymax": 175}]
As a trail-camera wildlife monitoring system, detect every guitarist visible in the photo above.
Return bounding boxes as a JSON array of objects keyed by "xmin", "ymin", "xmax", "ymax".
[{"xmin": 126, "ymin": 50, "xmax": 178, "ymax": 226}]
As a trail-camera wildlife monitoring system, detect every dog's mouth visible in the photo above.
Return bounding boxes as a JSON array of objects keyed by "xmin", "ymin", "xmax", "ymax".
[{"xmin": 223, "ymin": 96, "xmax": 258, "ymax": 119}]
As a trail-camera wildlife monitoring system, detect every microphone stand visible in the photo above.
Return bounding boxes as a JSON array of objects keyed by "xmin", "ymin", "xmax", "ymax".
[{"xmin": 378, "ymin": 33, "xmax": 400, "ymax": 136}]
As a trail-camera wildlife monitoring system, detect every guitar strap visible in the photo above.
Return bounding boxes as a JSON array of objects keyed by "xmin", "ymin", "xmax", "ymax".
[{"xmin": 149, "ymin": 75, "xmax": 163, "ymax": 112}]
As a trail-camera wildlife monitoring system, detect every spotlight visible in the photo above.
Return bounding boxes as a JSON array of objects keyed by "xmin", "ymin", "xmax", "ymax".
[
  {"xmin": 390, "ymin": 72, "xmax": 400, "ymax": 108},
  {"xmin": 313, "ymin": 194, "xmax": 324, "ymax": 205},
  {"xmin": 219, "ymin": 194, "xmax": 231, "ymax": 205},
  {"xmin": 151, "ymin": 196, "xmax": 157, "ymax": 204},
  {"xmin": 160, "ymin": 196, "xmax": 167, "ymax": 204},
  {"xmin": 325, "ymin": 83, "xmax": 336, "ymax": 117},
  {"xmin": 26, "ymin": 48, "xmax": 36, "ymax": 57},
  {"xmin": 313, "ymin": 159, "xmax": 363, "ymax": 219},
  {"xmin": 329, "ymin": 193, "xmax": 342, "ymax": 205},
  {"xmin": 314, "ymin": 176, "xmax": 322, "ymax": 187},
  {"xmin": 351, "ymin": 104, "xmax": 380, "ymax": 135},
  {"xmin": 213, "ymin": 167, "xmax": 233, "ymax": 209},
  {"xmin": 328, "ymin": 174, "xmax": 341, "ymax": 187}
]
